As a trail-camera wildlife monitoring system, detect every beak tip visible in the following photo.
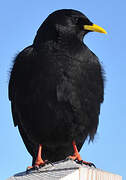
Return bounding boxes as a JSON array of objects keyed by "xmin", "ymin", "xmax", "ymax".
[{"xmin": 103, "ymin": 30, "xmax": 107, "ymax": 34}]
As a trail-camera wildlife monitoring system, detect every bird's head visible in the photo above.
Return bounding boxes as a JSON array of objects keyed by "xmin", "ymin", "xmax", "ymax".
[{"xmin": 34, "ymin": 9, "xmax": 107, "ymax": 47}]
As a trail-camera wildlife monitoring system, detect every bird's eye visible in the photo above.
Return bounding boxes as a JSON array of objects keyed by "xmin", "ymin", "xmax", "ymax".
[
  {"xmin": 73, "ymin": 17, "xmax": 78, "ymax": 24},
  {"xmin": 70, "ymin": 16, "xmax": 79, "ymax": 24}
]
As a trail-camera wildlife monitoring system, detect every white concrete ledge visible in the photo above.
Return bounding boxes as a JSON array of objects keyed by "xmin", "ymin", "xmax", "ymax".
[{"xmin": 7, "ymin": 159, "xmax": 122, "ymax": 180}]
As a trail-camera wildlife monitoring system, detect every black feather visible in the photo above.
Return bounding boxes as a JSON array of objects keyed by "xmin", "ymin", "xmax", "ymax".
[{"xmin": 9, "ymin": 9, "xmax": 104, "ymax": 163}]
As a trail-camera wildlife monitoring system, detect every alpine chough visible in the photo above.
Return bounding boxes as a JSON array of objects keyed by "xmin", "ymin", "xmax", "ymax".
[{"xmin": 9, "ymin": 9, "xmax": 106, "ymax": 168}]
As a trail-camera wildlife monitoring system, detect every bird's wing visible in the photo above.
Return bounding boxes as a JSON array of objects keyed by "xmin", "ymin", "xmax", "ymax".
[
  {"xmin": 9, "ymin": 45, "xmax": 35, "ymax": 125},
  {"xmin": 18, "ymin": 119, "xmax": 38, "ymax": 165},
  {"xmin": 9, "ymin": 46, "xmax": 38, "ymax": 161}
]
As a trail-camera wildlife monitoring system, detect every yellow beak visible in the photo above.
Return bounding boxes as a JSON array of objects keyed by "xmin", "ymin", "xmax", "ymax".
[{"xmin": 84, "ymin": 24, "xmax": 107, "ymax": 34}]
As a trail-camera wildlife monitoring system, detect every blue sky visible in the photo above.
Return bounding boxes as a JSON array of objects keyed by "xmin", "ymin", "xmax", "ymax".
[{"xmin": 1, "ymin": 0, "xmax": 125, "ymax": 179}]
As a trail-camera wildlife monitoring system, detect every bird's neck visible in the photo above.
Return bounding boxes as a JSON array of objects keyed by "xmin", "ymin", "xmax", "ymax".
[
  {"xmin": 57, "ymin": 34, "xmax": 82, "ymax": 53},
  {"xmin": 33, "ymin": 25, "xmax": 84, "ymax": 53}
]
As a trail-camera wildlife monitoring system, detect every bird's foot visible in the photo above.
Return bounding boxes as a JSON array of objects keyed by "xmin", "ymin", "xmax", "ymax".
[
  {"xmin": 26, "ymin": 160, "xmax": 49, "ymax": 171},
  {"xmin": 67, "ymin": 141, "xmax": 96, "ymax": 168},
  {"xmin": 74, "ymin": 159, "xmax": 96, "ymax": 168},
  {"xmin": 68, "ymin": 154, "xmax": 81, "ymax": 161},
  {"xmin": 67, "ymin": 141, "xmax": 82, "ymax": 161},
  {"xmin": 67, "ymin": 156, "xmax": 95, "ymax": 168},
  {"xmin": 27, "ymin": 144, "xmax": 49, "ymax": 171}
]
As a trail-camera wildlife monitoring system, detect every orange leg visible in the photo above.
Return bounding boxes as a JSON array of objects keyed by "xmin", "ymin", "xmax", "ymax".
[
  {"xmin": 69, "ymin": 141, "xmax": 82, "ymax": 161},
  {"xmin": 69, "ymin": 141, "xmax": 95, "ymax": 167},
  {"xmin": 27, "ymin": 144, "xmax": 45, "ymax": 170},
  {"xmin": 34, "ymin": 144, "xmax": 44, "ymax": 166}
]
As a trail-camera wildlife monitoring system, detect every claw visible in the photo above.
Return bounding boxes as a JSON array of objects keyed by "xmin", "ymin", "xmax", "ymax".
[
  {"xmin": 75, "ymin": 159, "xmax": 96, "ymax": 168},
  {"xmin": 26, "ymin": 165, "xmax": 39, "ymax": 172},
  {"xmin": 26, "ymin": 166, "xmax": 33, "ymax": 171}
]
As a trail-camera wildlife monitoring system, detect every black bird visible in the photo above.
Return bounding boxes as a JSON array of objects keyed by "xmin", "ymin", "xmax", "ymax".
[{"xmin": 9, "ymin": 9, "xmax": 106, "ymax": 168}]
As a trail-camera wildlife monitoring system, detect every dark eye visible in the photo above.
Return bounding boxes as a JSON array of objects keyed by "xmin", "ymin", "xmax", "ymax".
[
  {"xmin": 74, "ymin": 17, "xmax": 78, "ymax": 23},
  {"xmin": 70, "ymin": 16, "xmax": 79, "ymax": 24}
]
